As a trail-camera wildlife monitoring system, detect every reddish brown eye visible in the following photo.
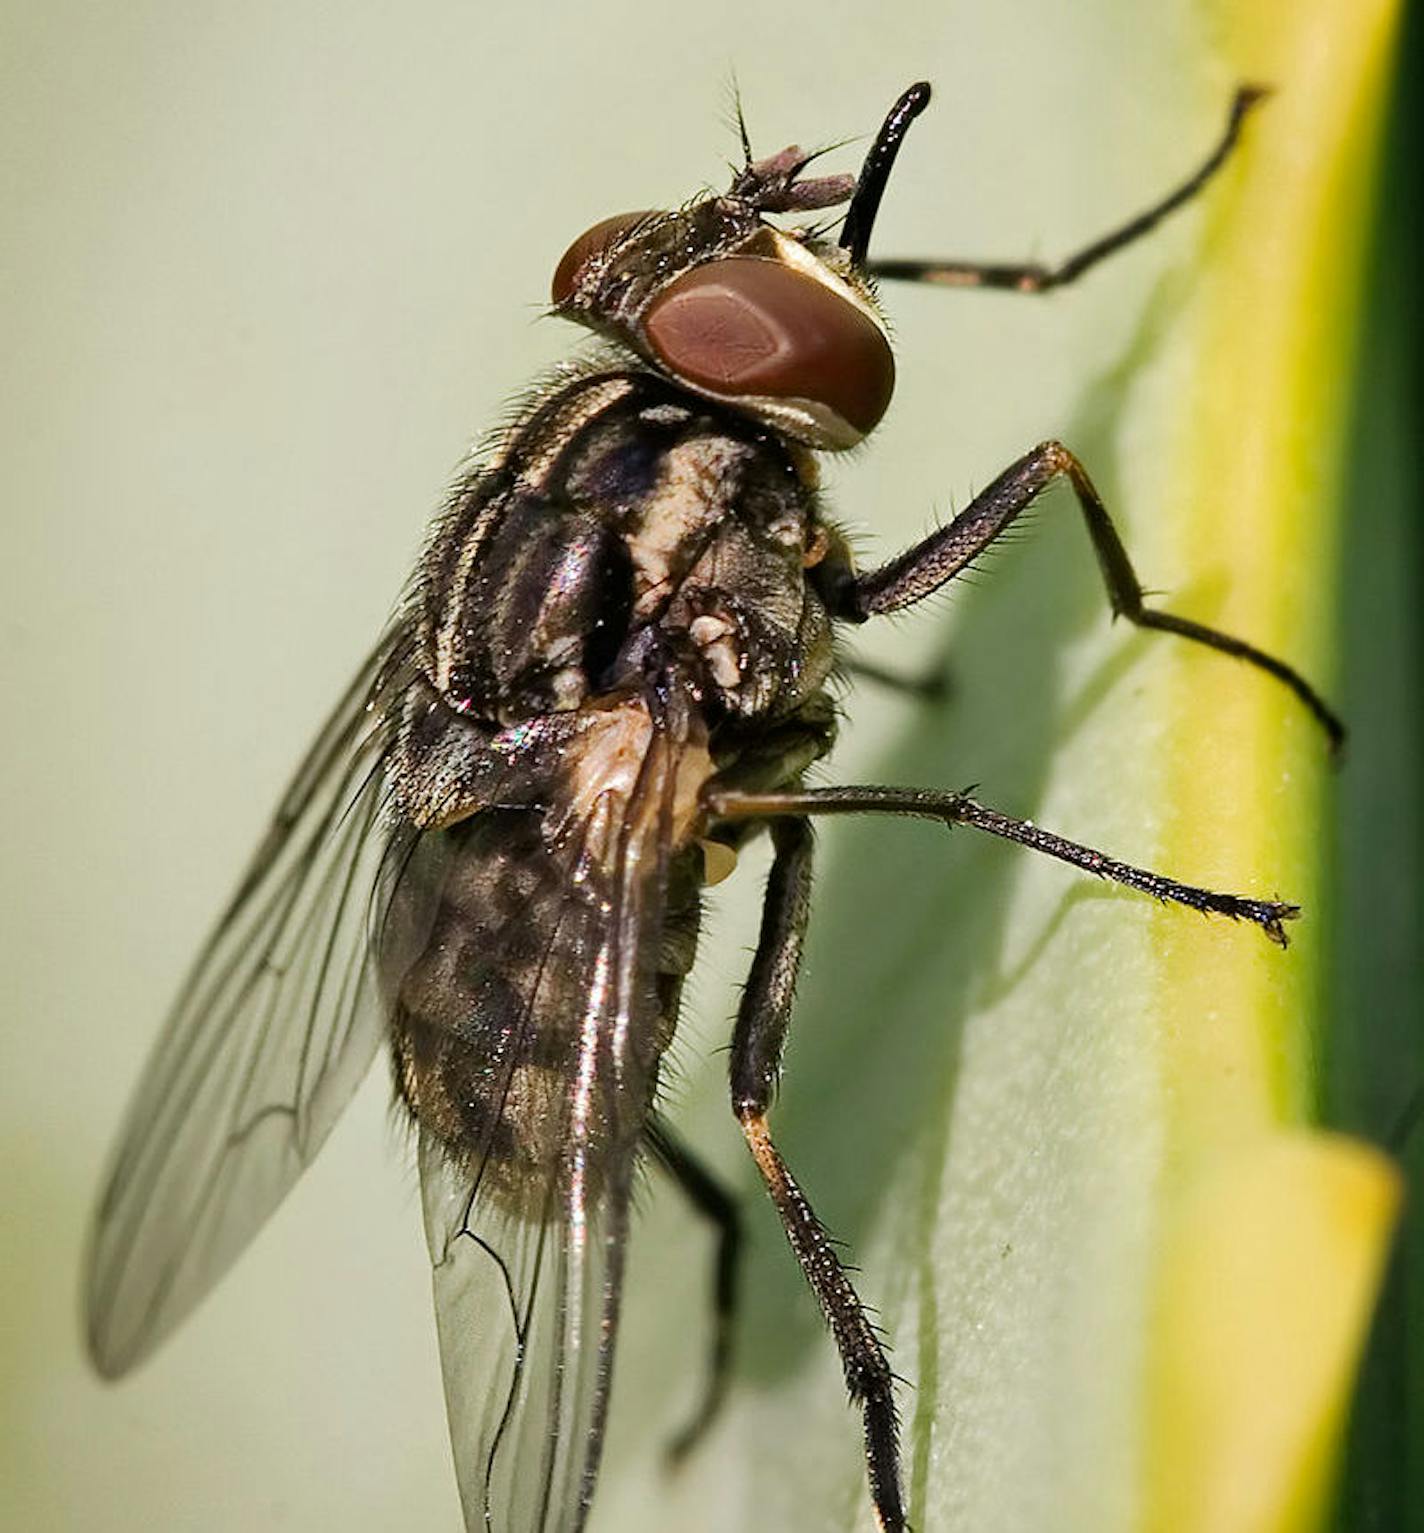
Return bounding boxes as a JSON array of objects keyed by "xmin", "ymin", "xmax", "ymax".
[
  {"xmin": 642, "ymin": 256, "xmax": 895, "ymax": 440},
  {"xmin": 551, "ymin": 211, "xmax": 655, "ymax": 305}
]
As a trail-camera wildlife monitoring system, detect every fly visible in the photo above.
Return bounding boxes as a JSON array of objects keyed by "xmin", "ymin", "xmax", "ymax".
[{"xmin": 85, "ymin": 81, "xmax": 1342, "ymax": 1532}]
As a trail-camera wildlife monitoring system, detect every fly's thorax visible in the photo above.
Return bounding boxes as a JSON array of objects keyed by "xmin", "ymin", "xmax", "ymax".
[
  {"xmin": 417, "ymin": 370, "xmax": 837, "ymax": 730},
  {"xmin": 420, "ymin": 374, "xmax": 642, "ymax": 723}
]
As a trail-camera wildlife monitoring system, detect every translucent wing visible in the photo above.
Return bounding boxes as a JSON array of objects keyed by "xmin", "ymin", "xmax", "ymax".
[
  {"xmin": 85, "ymin": 624, "xmax": 416, "ymax": 1376},
  {"xmin": 392, "ymin": 696, "xmax": 701, "ymax": 1533},
  {"xmin": 420, "ymin": 1136, "xmax": 637, "ymax": 1533}
]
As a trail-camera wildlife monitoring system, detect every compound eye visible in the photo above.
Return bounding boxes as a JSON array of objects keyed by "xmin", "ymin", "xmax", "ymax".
[
  {"xmin": 551, "ymin": 211, "xmax": 655, "ymax": 305},
  {"xmin": 643, "ymin": 256, "xmax": 894, "ymax": 441}
]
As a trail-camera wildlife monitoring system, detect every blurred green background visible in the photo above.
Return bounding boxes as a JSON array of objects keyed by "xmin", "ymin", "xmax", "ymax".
[{"xmin": 0, "ymin": 3, "xmax": 1413, "ymax": 1530}]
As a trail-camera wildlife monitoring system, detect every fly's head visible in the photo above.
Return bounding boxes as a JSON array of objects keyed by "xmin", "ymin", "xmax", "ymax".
[{"xmin": 550, "ymin": 83, "xmax": 931, "ymax": 452}]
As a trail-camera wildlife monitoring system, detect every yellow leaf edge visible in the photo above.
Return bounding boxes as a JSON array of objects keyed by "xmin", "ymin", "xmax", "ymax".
[{"xmin": 1143, "ymin": 1135, "xmax": 1401, "ymax": 1533}]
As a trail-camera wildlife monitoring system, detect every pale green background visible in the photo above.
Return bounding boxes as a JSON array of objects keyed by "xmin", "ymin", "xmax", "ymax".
[{"xmin": 2, "ymin": 3, "xmax": 1254, "ymax": 1529}]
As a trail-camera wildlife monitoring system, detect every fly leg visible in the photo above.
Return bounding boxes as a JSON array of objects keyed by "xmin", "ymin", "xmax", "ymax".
[
  {"xmin": 867, "ymin": 86, "xmax": 1266, "ymax": 293},
  {"xmin": 840, "ymin": 652, "xmax": 949, "ymax": 703},
  {"xmin": 821, "ymin": 438, "xmax": 1344, "ymax": 750},
  {"xmin": 708, "ymin": 785, "xmax": 1300, "ymax": 946},
  {"xmin": 645, "ymin": 1115, "xmax": 744, "ymax": 1463},
  {"xmin": 727, "ymin": 816, "xmax": 907, "ymax": 1533}
]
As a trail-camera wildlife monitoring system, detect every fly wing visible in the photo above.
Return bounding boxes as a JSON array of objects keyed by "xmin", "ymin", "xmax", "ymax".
[
  {"xmin": 420, "ymin": 1135, "xmax": 637, "ymax": 1533},
  {"xmin": 85, "ymin": 625, "xmax": 416, "ymax": 1376},
  {"xmin": 403, "ymin": 695, "xmax": 704, "ymax": 1533}
]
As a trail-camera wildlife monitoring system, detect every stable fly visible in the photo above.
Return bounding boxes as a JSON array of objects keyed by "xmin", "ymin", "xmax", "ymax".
[{"xmin": 86, "ymin": 82, "xmax": 1342, "ymax": 1532}]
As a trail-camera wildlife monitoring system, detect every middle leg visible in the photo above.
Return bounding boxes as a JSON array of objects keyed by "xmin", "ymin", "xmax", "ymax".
[{"xmin": 708, "ymin": 783, "xmax": 1300, "ymax": 946}]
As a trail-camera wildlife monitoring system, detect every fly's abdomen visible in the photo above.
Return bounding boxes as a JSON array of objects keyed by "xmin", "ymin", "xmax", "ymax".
[{"xmin": 381, "ymin": 805, "xmax": 700, "ymax": 1217}]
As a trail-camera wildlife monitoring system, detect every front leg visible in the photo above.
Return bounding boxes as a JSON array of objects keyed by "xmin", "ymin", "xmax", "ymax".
[
  {"xmin": 866, "ymin": 86, "xmax": 1266, "ymax": 293},
  {"xmin": 728, "ymin": 817, "xmax": 908, "ymax": 1533},
  {"xmin": 818, "ymin": 438, "xmax": 1344, "ymax": 750}
]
